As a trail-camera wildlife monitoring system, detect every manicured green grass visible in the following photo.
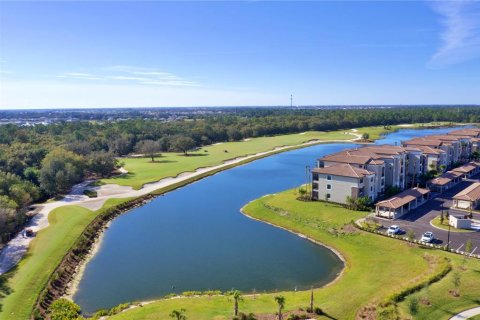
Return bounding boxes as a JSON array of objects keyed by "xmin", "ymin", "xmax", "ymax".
[
  {"xmin": 431, "ymin": 216, "xmax": 473, "ymax": 233},
  {"xmin": 0, "ymin": 198, "xmax": 131, "ymax": 320},
  {"xmin": 397, "ymin": 257, "xmax": 480, "ymax": 319},
  {"xmin": 111, "ymin": 190, "xmax": 439, "ymax": 320},
  {"xmin": 101, "ymin": 130, "xmax": 357, "ymax": 190}
]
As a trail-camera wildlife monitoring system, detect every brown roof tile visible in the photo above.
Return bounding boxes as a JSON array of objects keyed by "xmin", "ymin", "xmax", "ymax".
[
  {"xmin": 312, "ymin": 163, "xmax": 374, "ymax": 178},
  {"xmin": 375, "ymin": 188, "xmax": 430, "ymax": 209},
  {"xmin": 453, "ymin": 182, "xmax": 480, "ymax": 201}
]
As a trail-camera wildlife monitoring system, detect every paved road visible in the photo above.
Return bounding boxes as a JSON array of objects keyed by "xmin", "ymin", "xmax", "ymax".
[
  {"xmin": 374, "ymin": 179, "xmax": 480, "ymax": 253},
  {"xmin": 449, "ymin": 306, "xmax": 480, "ymax": 320}
]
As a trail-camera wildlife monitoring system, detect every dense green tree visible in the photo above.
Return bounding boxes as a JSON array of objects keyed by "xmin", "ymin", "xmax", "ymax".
[
  {"xmin": 170, "ymin": 136, "xmax": 196, "ymax": 155},
  {"xmin": 39, "ymin": 148, "xmax": 85, "ymax": 195},
  {"xmin": 88, "ymin": 151, "xmax": 118, "ymax": 177},
  {"xmin": 48, "ymin": 298, "xmax": 83, "ymax": 320},
  {"xmin": 135, "ymin": 139, "xmax": 162, "ymax": 162}
]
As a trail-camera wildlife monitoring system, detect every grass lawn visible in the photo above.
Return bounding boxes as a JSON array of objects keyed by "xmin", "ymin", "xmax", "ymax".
[
  {"xmin": 102, "ymin": 123, "xmax": 454, "ymax": 190},
  {"xmin": 110, "ymin": 190, "xmax": 447, "ymax": 320},
  {"xmin": 431, "ymin": 216, "xmax": 474, "ymax": 233},
  {"xmin": 0, "ymin": 198, "xmax": 132, "ymax": 320},
  {"xmin": 101, "ymin": 130, "xmax": 359, "ymax": 190},
  {"xmin": 397, "ymin": 256, "xmax": 480, "ymax": 319}
]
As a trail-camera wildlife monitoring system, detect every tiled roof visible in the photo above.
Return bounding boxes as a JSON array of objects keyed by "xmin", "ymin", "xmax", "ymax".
[
  {"xmin": 375, "ymin": 187, "xmax": 430, "ymax": 209},
  {"xmin": 416, "ymin": 145, "xmax": 445, "ymax": 155},
  {"xmin": 403, "ymin": 138, "xmax": 443, "ymax": 147},
  {"xmin": 447, "ymin": 128, "xmax": 480, "ymax": 137},
  {"xmin": 312, "ymin": 163, "xmax": 374, "ymax": 178},
  {"xmin": 320, "ymin": 150, "xmax": 379, "ymax": 165},
  {"xmin": 452, "ymin": 163, "xmax": 477, "ymax": 174},
  {"xmin": 425, "ymin": 135, "xmax": 462, "ymax": 142},
  {"xmin": 428, "ymin": 170, "xmax": 465, "ymax": 186},
  {"xmin": 453, "ymin": 182, "xmax": 480, "ymax": 201}
]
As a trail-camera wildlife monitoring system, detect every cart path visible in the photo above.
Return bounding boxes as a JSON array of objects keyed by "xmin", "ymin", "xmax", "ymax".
[
  {"xmin": 0, "ymin": 137, "xmax": 359, "ymax": 275},
  {"xmin": 449, "ymin": 306, "xmax": 480, "ymax": 320}
]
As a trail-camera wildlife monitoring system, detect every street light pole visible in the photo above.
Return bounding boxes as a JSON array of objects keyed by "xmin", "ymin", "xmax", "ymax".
[{"xmin": 447, "ymin": 223, "xmax": 451, "ymax": 251}]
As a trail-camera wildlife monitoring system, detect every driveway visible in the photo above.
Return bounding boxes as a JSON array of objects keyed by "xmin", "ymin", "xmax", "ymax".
[{"xmin": 374, "ymin": 179, "xmax": 480, "ymax": 254}]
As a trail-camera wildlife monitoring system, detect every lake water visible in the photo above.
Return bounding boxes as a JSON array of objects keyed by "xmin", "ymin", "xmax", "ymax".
[{"xmin": 74, "ymin": 126, "xmax": 465, "ymax": 313}]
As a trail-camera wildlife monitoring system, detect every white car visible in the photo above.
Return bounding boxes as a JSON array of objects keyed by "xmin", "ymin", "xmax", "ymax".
[
  {"xmin": 420, "ymin": 232, "xmax": 434, "ymax": 243},
  {"xmin": 387, "ymin": 225, "xmax": 400, "ymax": 235}
]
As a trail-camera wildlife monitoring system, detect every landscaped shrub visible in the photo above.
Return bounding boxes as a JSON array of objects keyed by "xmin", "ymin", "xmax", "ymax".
[
  {"xmin": 376, "ymin": 304, "xmax": 397, "ymax": 320},
  {"xmin": 47, "ymin": 299, "xmax": 82, "ymax": 320},
  {"xmin": 408, "ymin": 297, "xmax": 419, "ymax": 315},
  {"xmin": 234, "ymin": 312, "xmax": 257, "ymax": 320},
  {"xmin": 287, "ymin": 314, "xmax": 308, "ymax": 320},
  {"xmin": 83, "ymin": 189, "xmax": 97, "ymax": 198}
]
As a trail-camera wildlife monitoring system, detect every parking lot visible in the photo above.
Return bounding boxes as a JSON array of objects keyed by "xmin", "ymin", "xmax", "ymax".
[{"xmin": 372, "ymin": 179, "xmax": 480, "ymax": 255}]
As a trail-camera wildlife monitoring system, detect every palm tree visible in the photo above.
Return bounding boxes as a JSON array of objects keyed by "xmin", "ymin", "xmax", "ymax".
[
  {"xmin": 228, "ymin": 290, "xmax": 243, "ymax": 316},
  {"xmin": 274, "ymin": 295, "xmax": 286, "ymax": 320},
  {"xmin": 309, "ymin": 288, "xmax": 314, "ymax": 313},
  {"xmin": 169, "ymin": 308, "xmax": 187, "ymax": 320}
]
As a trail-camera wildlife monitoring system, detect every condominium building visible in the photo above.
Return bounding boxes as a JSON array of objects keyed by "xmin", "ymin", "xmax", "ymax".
[
  {"xmin": 311, "ymin": 163, "xmax": 376, "ymax": 204},
  {"xmin": 311, "ymin": 127, "xmax": 480, "ymax": 209}
]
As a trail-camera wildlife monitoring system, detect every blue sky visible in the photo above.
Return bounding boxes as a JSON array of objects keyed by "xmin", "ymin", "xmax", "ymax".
[{"xmin": 0, "ymin": 1, "xmax": 479, "ymax": 109}]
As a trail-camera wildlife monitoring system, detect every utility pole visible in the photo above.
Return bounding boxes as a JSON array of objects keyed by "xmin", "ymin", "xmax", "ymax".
[{"xmin": 447, "ymin": 223, "xmax": 451, "ymax": 251}]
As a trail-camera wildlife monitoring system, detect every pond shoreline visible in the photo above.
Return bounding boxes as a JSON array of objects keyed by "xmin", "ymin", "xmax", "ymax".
[{"xmin": 35, "ymin": 138, "xmax": 361, "ymax": 317}]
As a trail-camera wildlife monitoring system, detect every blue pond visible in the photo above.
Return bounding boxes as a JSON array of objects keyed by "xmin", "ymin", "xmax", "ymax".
[{"xmin": 74, "ymin": 126, "xmax": 464, "ymax": 313}]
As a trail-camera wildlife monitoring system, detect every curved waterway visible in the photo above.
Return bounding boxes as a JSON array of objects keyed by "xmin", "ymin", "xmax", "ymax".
[{"xmin": 74, "ymin": 126, "xmax": 465, "ymax": 313}]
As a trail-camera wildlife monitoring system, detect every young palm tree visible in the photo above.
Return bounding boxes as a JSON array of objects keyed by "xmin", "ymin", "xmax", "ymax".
[
  {"xmin": 169, "ymin": 308, "xmax": 187, "ymax": 320},
  {"xmin": 228, "ymin": 290, "xmax": 243, "ymax": 316},
  {"xmin": 274, "ymin": 295, "xmax": 286, "ymax": 320},
  {"xmin": 309, "ymin": 288, "xmax": 314, "ymax": 313}
]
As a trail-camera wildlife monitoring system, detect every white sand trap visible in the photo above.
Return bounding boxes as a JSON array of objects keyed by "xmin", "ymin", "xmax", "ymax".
[{"xmin": 0, "ymin": 136, "xmax": 361, "ymax": 275}]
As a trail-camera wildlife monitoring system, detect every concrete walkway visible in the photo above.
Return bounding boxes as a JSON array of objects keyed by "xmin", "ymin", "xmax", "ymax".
[
  {"xmin": 0, "ymin": 137, "xmax": 360, "ymax": 275},
  {"xmin": 449, "ymin": 306, "xmax": 480, "ymax": 320}
]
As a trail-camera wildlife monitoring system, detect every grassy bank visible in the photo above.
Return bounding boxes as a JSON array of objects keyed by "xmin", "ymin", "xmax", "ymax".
[
  {"xmin": 397, "ymin": 257, "xmax": 480, "ymax": 319},
  {"xmin": 110, "ymin": 190, "xmax": 447, "ymax": 320},
  {"xmin": 0, "ymin": 122, "xmax": 461, "ymax": 319},
  {"xmin": 101, "ymin": 130, "xmax": 357, "ymax": 190},
  {"xmin": 101, "ymin": 122, "xmax": 453, "ymax": 190},
  {"xmin": 0, "ymin": 198, "xmax": 131, "ymax": 320}
]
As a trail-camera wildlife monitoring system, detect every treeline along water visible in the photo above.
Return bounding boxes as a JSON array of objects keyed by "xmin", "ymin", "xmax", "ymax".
[{"xmin": 74, "ymin": 126, "xmax": 466, "ymax": 313}]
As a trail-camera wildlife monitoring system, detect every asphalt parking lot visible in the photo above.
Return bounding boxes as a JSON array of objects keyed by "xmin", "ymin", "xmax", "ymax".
[{"xmin": 372, "ymin": 179, "xmax": 480, "ymax": 255}]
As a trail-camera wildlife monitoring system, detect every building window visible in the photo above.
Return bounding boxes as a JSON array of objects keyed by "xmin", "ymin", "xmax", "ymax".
[
  {"xmin": 327, "ymin": 184, "xmax": 332, "ymax": 190},
  {"xmin": 370, "ymin": 177, "xmax": 373, "ymax": 182},
  {"xmin": 326, "ymin": 193, "xmax": 331, "ymax": 199},
  {"xmin": 327, "ymin": 175, "xmax": 332, "ymax": 180},
  {"xmin": 359, "ymin": 178, "xmax": 363, "ymax": 184},
  {"xmin": 370, "ymin": 186, "xmax": 373, "ymax": 191},
  {"xmin": 313, "ymin": 173, "xmax": 319, "ymax": 180}
]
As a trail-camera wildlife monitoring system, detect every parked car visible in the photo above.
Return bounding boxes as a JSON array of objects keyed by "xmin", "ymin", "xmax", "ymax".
[
  {"xmin": 420, "ymin": 231, "xmax": 434, "ymax": 243},
  {"xmin": 25, "ymin": 229, "xmax": 34, "ymax": 237},
  {"xmin": 387, "ymin": 225, "xmax": 401, "ymax": 235}
]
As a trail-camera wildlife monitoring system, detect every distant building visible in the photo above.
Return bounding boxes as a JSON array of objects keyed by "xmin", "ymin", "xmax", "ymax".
[{"xmin": 311, "ymin": 128, "xmax": 480, "ymax": 213}]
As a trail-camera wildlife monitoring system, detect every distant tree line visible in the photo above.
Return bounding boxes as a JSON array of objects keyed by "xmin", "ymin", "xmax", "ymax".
[{"xmin": 0, "ymin": 106, "xmax": 479, "ymax": 242}]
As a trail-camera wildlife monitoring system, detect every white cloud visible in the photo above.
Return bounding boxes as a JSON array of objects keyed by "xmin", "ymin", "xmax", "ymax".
[
  {"xmin": 429, "ymin": 0, "xmax": 480, "ymax": 68},
  {"xmin": 56, "ymin": 66, "xmax": 199, "ymax": 87}
]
